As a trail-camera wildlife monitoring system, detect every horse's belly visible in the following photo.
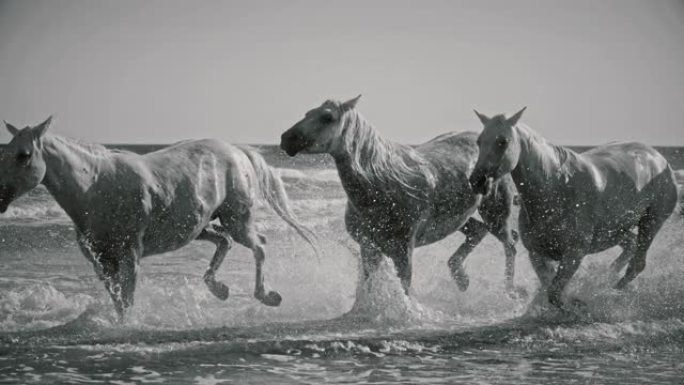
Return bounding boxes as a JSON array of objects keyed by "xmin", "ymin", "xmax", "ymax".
[
  {"xmin": 142, "ymin": 203, "xmax": 218, "ymax": 256},
  {"xmin": 415, "ymin": 205, "xmax": 476, "ymax": 246}
]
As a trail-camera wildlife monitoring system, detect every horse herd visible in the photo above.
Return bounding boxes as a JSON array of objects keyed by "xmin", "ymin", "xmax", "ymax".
[{"xmin": 0, "ymin": 96, "xmax": 679, "ymax": 321}]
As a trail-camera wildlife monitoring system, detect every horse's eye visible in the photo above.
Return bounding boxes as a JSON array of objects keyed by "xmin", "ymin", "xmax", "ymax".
[
  {"xmin": 496, "ymin": 137, "xmax": 509, "ymax": 148},
  {"xmin": 320, "ymin": 111, "xmax": 335, "ymax": 124},
  {"xmin": 17, "ymin": 151, "xmax": 32, "ymax": 165}
]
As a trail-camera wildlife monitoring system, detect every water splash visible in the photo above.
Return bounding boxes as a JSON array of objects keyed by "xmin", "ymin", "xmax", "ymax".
[
  {"xmin": 0, "ymin": 282, "xmax": 94, "ymax": 331},
  {"xmin": 343, "ymin": 257, "xmax": 446, "ymax": 326}
]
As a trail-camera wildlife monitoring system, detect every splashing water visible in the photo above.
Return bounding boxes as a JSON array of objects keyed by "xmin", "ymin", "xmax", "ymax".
[
  {"xmin": 1, "ymin": 166, "xmax": 684, "ymax": 383},
  {"xmin": 344, "ymin": 256, "xmax": 446, "ymax": 326}
]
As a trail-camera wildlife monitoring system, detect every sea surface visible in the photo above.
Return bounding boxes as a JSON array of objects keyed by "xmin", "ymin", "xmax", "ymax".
[{"xmin": 1, "ymin": 144, "xmax": 684, "ymax": 384}]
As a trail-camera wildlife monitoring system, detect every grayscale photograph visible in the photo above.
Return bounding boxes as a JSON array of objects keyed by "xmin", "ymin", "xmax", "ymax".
[{"xmin": 1, "ymin": 0, "xmax": 683, "ymax": 383}]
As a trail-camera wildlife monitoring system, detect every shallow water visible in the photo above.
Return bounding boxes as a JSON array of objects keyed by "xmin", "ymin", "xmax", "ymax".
[{"xmin": 1, "ymin": 166, "xmax": 684, "ymax": 384}]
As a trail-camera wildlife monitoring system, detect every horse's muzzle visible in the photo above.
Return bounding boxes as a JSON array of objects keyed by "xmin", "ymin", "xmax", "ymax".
[
  {"xmin": 0, "ymin": 185, "xmax": 16, "ymax": 213},
  {"xmin": 280, "ymin": 130, "xmax": 309, "ymax": 157}
]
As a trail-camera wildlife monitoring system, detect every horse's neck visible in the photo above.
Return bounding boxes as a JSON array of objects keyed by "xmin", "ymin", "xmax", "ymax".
[
  {"xmin": 332, "ymin": 135, "xmax": 382, "ymax": 197},
  {"xmin": 40, "ymin": 136, "xmax": 109, "ymax": 229},
  {"xmin": 331, "ymin": 117, "xmax": 429, "ymax": 212},
  {"xmin": 511, "ymin": 125, "xmax": 572, "ymax": 208},
  {"xmin": 330, "ymin": 115, "xmax": 398, "ymax": 195}
]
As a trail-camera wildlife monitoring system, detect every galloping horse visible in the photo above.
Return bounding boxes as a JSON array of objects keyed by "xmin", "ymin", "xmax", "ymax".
[
  {"xmin": 470, "ymin": 108, "xmax": 678, "ymax": 311},
  {"xmin": 0, "ymin": 118, "xmax": 318, "ymax": 320},
  {"xmin": 280, "ymin": 96, "xmax": 521, "ymax": 297}
]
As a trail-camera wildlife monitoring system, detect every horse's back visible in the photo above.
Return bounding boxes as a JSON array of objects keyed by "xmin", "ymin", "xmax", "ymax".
[
  {"xmin": 581, "ymin": 142, "xmax": 674, "ymax": 193},
  {"xmin": 575, "ymin": 142, "xmax": 677, "ymax": 231},
  {"xmin": 416, "ymin": 131, "xmax": 479, "ymax": 173},
  {"xmin": 111, "ymin": 139, "xmax": 257, "ymax": 254},
  {"xmin": 143, "ymin": 139, "xmax": 244, "ymax": 167}
]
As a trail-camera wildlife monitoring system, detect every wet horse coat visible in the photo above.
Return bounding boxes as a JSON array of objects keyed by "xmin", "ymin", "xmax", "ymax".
[
  {"xmin": 280, "ymin": 96, "xmax": 520, "ymax": 296},
  {"xmin": 470, "ymin": 109, "xmax": 678, "ymax": 310},
  {"xmin": 0, "ymin": 118, "xmax": 317, "ymax": 319}
]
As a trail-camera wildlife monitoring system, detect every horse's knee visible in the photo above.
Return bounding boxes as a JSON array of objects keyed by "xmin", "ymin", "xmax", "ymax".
[
  {"xmin": 630, "ymin": 256, "xmax": 647, "ymax": 275},
  {"xmin": 218, "ymin": 236, "xmax": 232, "ymax": 253},
  {"xmin": 257, "ymin": 233, "xmax": 267, "ymax": 245},
  {"xmin": 447, "ymin": 254, "xmax": 461, "ymax": 272},
  {"xmin": 253, "ymin": 244, "xmax": 265, "ymax": 264},
  {"xmin": 448, "ymin": 255, "xmax": 470, "ymax": 291},
  {"xmin": 505, "ymin": 243, "xmax": 517, "ymax": 257}
]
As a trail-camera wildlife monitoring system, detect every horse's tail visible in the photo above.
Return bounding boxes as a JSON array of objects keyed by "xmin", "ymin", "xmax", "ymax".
[{"xmin": 240, "ymin": 146, "xmax": 321, "ymax": 258}]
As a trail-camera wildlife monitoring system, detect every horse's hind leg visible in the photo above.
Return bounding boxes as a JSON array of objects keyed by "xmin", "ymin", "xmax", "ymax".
[
  {"xmin": 610, "ymin": 229, "xmax": 637, "ymax": 273},
  {"xmin": 197, "ymin": 227, "xmax": 232, "ymax": 300},
  {"xmin": 220, "ymin": 209, "xmax": 282, "ymax": 307},
  {"xmin": 615, "ymin": 209, "xmax": 668, "ymax": 289},
  {"xmin": 448, "ymin": 218, "xmax": 488, "ymax": 291}
]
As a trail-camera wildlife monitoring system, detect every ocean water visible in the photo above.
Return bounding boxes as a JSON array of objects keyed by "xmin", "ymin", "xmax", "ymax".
[{"xmin": 1, "ymin": 145, "xmax": 684, "ymax": 384}]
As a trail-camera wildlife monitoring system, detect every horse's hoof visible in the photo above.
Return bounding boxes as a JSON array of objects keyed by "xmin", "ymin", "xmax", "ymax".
[
  {"xmin": 260, "ymin": 291, "xmax": 282, "ymax": 307},
  {"xmin": 208, "ymin": 282, "xmax": 230, "ymax": 301}
]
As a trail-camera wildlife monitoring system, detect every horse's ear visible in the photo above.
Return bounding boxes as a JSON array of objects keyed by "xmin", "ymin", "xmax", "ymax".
[
  {"xmin": 507, "ymin": 107, "xmax": 526, "ymax": 126},
  {"xmin": 4, "ymin": 121, "xmax": 20, "ymax": 137},
  {"xmin": 474, "ymin": 110, "xmax": 490, "ymax": 125},
  {"xmin": 341, "ymin": 94, "xmax": 362, "ymax": 111},
  {"xmin": 33, "ymin": 116, "xmax": 52, "ymax": 138}
]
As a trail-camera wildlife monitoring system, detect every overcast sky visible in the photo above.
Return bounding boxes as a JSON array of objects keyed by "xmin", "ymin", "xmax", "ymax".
[{"xmin": 0, "ymin": 0, "xmax": 683, "ymax": 145}]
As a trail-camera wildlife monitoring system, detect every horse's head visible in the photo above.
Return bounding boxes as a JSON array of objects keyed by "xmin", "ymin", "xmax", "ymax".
[
  {"xmin": 470, "ymin": 108, "xmax": 526, "ymax": 195},
  {"xmin": 0, "ymin": 117, "xmax": 52, "ymax": 213},
  {"xmin": 280, "ymin": 95, "xmax": 362, "ymax": 156}
]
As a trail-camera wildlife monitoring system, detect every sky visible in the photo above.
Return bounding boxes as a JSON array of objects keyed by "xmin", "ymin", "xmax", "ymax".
[{"xmin": 0, "ymin": 0, "xmax": 683, "ymax": 145}]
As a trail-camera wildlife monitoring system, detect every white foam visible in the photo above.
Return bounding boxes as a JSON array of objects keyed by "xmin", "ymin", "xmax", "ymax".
[
  {"xmin": 276, "ymin": 168, "xmax": 340, "ymax": 183},
  {"xmin": 0, "ymin": 282, "xmax": 94, "ymax": 331},
  {"xmin": 0, "ymin": 201, "xmax": 66, "ymax": 221},
  {"xmin": 343, "ymin": 257, "xmax": 446, "ymax": 327}
]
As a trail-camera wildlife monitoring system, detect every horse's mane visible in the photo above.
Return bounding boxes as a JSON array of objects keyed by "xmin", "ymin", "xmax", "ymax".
[
  {"xmin": 334, "ymin": 104, "xmax": 436, "ymax": 198},
  {"xmin": 510, "ymin": 120, "xmax": 573, "ymax": 168}
]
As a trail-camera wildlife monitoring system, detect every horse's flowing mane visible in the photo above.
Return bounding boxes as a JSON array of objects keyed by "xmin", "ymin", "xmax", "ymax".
[
  {"xmin": 510, "ymin": 120, "xmax": 573, "ymax": 168},
  {"xmin": 335, "ymin": 106, "xmax": 436, "ymax": 198}
]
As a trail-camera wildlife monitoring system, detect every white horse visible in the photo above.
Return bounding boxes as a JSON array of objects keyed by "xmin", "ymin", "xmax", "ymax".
[
  {"xmin": 470, "ymin": 108, "xmax": 678, "ymax": 311},
  {"xmin": 280, "ymin": 96, "xmax": 521, "ymax": 298},
  {"xmin": 0, "ymin": 117, "xmax": 318, "ymax": 320}
]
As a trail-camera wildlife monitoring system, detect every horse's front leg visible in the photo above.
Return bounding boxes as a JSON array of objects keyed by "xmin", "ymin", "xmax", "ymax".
[
  {"xmin": 360, "ymin": 240, "xmax": 383, "ymax": 282},
  {"xmin": 76, "ymin": 232, "xmax": 104, "ymax": 280},
  {"xmin": 389, "ymin": 233, "xmax": 417, "ymax": 295},
  {"xmin": 548, "ymin": 252, "xmax": 584, "ymax": 311},
  {"xmin": 610, "ymin": 229, "xmax": 637, "ymax": 273},
  {"xmin": 100, "ymin": 240, "xmax": 141, "ymax": 322},
  {"xmin": 528, "ymin": 250, "xmax": 556, "ymax": 310},
  {"xmin": 448, "ymin": 218, "xmax": 489, "ymax": 291},
  {"xmin": 344, "ymin": 206, "xmax": 383, "ymax": 288}
]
